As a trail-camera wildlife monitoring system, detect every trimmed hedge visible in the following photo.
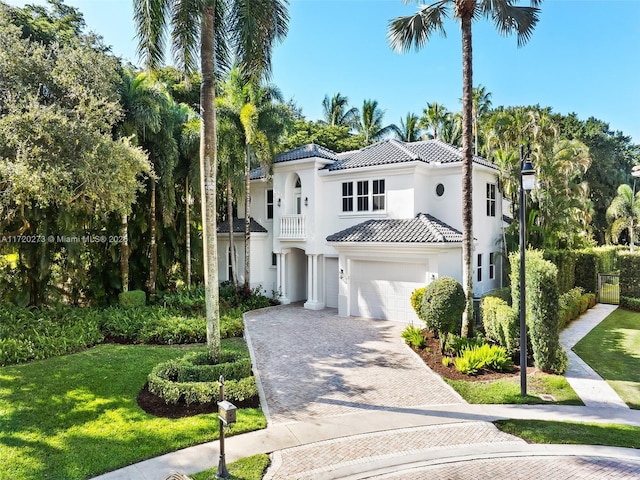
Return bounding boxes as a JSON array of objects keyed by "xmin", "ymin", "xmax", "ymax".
[
  {"xmin": 118, "ymin": 289, "xmax": 146, "ymax": 307},
  {"xmin": 620, "ymin": 252, "xmax": 640, "ymax": 299},
  {"xmin": 410, "ymin": 287, "xmax": 427, "ymax": 319},
  {"xmin": 480, "ymin": 296, "xmax": 519, "ymax": 355},
  {"xmin": 621, "ymin": 296, "xmax": 640, "ymax": 311},
  {"xmin": 148, "ymin": 350, "xmax": 257, "ymax": 405},
  {"xmin": 511, "ymin": 250, "xmax": 567, "ymax": 374},
  {"xmin": 544, "ymin": 246, "xmax": 621, "ymax": 295},
  {"xmin": 420, "ymin": 277, "xmax": 465, "ymax": 338}
]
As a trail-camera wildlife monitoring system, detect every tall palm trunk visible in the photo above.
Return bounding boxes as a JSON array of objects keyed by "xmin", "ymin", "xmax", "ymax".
[
  {"xmin": 227, "ymin": 177, "xmax": 238, "ymax": 287},
  {"xmin": 149, "ymin": 180, "xmax": 157, "ymax": 294},
  {"xmin": 244, "ymin": 144, "xmax": 251, "ymax": 291},
  {"xmin": 120, "ymin": 213, "xmax": 129, "ymax": 292},
  {"xmin": 200, "ymin": 6, "xmax": 221, "ymax": 359},
  {"xmin": 460, "ymin": 9, "xmax": 474, "ymax": 338},
  {"xmin": 185, "ymin": 176, "xmax": 191, "ymax": 288}
]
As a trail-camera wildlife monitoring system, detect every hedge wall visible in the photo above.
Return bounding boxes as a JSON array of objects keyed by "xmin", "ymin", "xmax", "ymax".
[
  {"xmin": 511, "ymin": 250, "xmax": 567, "ymax": 374},
  {"xmin": 544, "ymin": 246, "xmax": 621, "ymax": 295},
  {"xmin": 619, "ymin": 252, "xmax": 640, "ymax": 311}
]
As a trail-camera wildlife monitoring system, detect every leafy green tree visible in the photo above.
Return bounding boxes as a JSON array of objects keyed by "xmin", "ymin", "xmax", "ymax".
[
  {"xmin": 388, "ymin": 0, "xmax": 542, "ymax": 337},
  {"xmin": 133, "ymin": 0, "xmax": 288, "ymax": 357},
  {"xmin": 354, "ymin": 99, "xmax": 396, "ymax": 145},
  {"xmin": 607, "ymin": 184, "xmax": 640, "ymax": 251},
  {"xmin": 439, "ymin": 111, "xmax": 463, "ymax": 146},
  {"xmin": 281, "ymin": 119, "xmax": 365, "ymax": 153},
  {"xmin": 0, "ymin": 13, "xmax": 150, "ymax": 305},
  {"xmin": 321, "ymin": 92, "xmax": 358, "ymax": 128}
]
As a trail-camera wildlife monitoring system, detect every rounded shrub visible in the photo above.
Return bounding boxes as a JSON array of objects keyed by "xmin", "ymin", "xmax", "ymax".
[
  {"xmin": 410, "ymin": 287, "xmax": 427, "ymax": 319},
  {"xmin": 420, "ymin": 277, "xmax": 465, "ymax": 338}
]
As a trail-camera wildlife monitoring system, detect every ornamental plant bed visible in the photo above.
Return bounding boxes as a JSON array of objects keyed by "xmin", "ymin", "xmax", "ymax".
[
  {"xmin": 411, "ymin": 330, "xmax": 528, "ymax": 382},
  {"xmin": 137, "ymin": 382, "xmax": 260, "ymax": 418}
]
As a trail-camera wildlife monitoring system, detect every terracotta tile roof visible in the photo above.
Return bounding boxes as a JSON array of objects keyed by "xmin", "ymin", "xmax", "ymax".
[{"xmin": 326, "ymin": 213, "xmax": 463, "ymax": 243}]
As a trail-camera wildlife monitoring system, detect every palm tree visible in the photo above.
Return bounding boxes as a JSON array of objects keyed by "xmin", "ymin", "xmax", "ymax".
[
  {"xmin": 439, "ymin": 111, "xmax": 463, "ymax": 146},
  {"xmin": 218, "ymin": 66, "xmax": 289, "ymax": 291},
  {"xmin": 392, "ymin": 112, "xmax": 423, "ymax": 142},
  {"xmin": 322, "ymin": 92, "xmax": 358, "ymax": 127},
  {"xmin": 421, "ymin": 101, "xmax": 449, "ymax": 139},
  {"xmin": 355, "ymin": 99, "xmax": 397, "ymax": 145},
  {"xmin": 117, "ymin": 69, "xmax": 167, "ymax": 293},
  {"xmin": 472, "ymin": 85, "xmax": 492, "ymax": 155},
  {"xmin": 389, "ymin": 0, "xmax": 542, "ymax": 337},
  {"xmin": 133, "ymin": 0, "xmax": 289, "ymax": 358},
  {"xmin": 607, "ymin": 184, "xmax": 640, "ymax": 251}
]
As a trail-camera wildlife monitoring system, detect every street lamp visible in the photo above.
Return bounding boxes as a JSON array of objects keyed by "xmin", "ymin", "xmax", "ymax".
[
  {"xmin": 631, "ymin": 165, "xmax": 640, "ymax": 252},
  {"xmin": 519, "ymin": 144, "xmax": 536, "ymax": 397}
]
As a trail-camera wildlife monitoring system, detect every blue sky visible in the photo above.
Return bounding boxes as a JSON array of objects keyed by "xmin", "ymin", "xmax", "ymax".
[{"xmin": 6, "ymin": 0, "xmax": 640, "ymax": 143}]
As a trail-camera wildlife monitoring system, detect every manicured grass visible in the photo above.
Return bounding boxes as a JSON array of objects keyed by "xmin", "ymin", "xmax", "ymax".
[
  {"xmin": 495, "ymin": 419, "xmax": 640, "ymax": 449},
  {"xmin": 573, "ymin": 308, "xmax": 640, "ymax": 409},
  {"xmin": 446, "ymin": 374, "xmax": 583, "ymax": 405},
  {"xmin": 191, "ymin": 454, "xmax": 270, "ymax": 480},
  {"xmin": 0, "ymin": 340, "xmax": 266, "ymax": 480}
]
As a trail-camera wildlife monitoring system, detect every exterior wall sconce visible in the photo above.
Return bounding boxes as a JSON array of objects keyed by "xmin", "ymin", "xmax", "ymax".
[
  {"xmin": 277, "ymin": 198, "xmax": 281, "ymax": 207},
  {"xmin": 304, "ymin": 197, "xmax": 308, "ymax": 207}
]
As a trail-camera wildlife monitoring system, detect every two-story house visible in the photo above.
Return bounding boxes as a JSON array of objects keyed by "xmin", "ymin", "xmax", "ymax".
[{"xmin": 217, "ymin": 138, "xmax": 504, "ymax": 323}]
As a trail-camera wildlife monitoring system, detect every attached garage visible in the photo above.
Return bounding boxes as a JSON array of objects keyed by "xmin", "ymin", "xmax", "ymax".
[
  {"xmin": 326, "ymin": 213, "xmax": 464, "ymax": 322},
  {"xmin": 350, "ymin": 260, "xmax": 423, "ymax": 322}
]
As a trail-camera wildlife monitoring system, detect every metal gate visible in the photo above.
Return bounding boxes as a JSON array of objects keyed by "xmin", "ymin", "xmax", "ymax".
[{"xmin": 598, "ymin": 273, "xmax": 620, "ymax": 304}]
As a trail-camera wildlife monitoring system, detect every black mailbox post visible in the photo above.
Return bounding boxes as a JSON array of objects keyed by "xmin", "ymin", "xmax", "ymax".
[{"xmin": 216, "ymin": 376, "xmax": 236, "ymax": 479}]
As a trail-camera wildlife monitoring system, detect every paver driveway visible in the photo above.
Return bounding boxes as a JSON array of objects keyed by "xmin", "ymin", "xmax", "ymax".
[{"xmin": 244, "ymin": 305, "xmax": 463, "ymax": 425}]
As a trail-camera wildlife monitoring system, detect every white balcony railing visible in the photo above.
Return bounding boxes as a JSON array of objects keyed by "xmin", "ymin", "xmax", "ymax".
[{"xmin": 279, "ymin": 214, "xmax": 306, "ymax": 239}]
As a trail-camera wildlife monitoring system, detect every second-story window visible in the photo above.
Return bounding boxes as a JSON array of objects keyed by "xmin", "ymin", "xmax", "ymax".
[
  {"xmin": 357, "ymin": 180, "xmax": 369, "ymax": 211},
  {"xmin": 266, "ymin": 189, "xmax": 274, "ymax": 219},
  {"xmin": 477, "ymin": 253, "xmax": 483, "ymax": 282},
  {"xmin": 342, "ymin": 182, "xmax": 353, "ymax": 212},
  {"xmin": 486, "ymin": 183, "xmax": 496, "ymax": 217},
  {"xmin": 372, "ymin": 179, "xmax": 385, "ymax": 211}
]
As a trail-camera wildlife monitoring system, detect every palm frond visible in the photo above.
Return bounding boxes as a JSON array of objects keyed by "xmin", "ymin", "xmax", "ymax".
[
  {"xmin": 133, "ymin": 0, "xmax": 170, "ymax": 70},
  {"xmin": 230, "ymin": 0, "xmax": 289, "ymax": 81},
  {"xmin": 484, "ymin": 1, "xmax": 540, "ymax": 47},
  {"xmin": 170, "ymin": 0, "xmax": 202, "ymax": 74},
  {"xmin": 387, "ymin": 1, "xmax": 450, "ymax": 53}
]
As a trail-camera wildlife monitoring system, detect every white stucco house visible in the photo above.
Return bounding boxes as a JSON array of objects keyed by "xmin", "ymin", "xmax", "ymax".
[{"xmin": 217, "ymin": 138, "xmax": 505, "ymax": 323}]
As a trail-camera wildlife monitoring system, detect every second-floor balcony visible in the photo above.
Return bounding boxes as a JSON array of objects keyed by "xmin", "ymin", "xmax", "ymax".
[{"xmin": 279, "ymin": 214, "xmax": 306, "ymax": 240}]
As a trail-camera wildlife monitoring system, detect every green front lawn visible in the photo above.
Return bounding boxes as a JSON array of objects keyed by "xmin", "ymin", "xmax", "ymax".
[
  {"xmin": 573, "ymin": 308, "xmax": 640, "ymax": 409},
  {"xmin": 495, "ymin": 419, "xmax": 640, "ymax": 449},
  {"xmin": 446, "ymin": 374, "xmax": 582, "ymax": 405},
  {"xmin": 192, "ymin": 454, "xmax": 270, "ymax": 480},
  {"xmin": 0, "ymin": 341, "xmax": 265, "ymax": 480}
]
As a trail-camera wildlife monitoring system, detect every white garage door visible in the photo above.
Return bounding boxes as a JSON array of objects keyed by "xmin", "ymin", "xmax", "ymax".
[
  {"xmin": 325, "ymin": 257, "xmax": 339, "ymax": 308},
  {"xmin": 350, "ymin": 260, "xmax": 424, "ymax": 322}
]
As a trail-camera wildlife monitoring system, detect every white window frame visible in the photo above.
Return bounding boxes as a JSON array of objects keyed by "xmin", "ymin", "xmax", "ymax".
[
  {"xmin": 266, "ymin": 189, "xmax": 274, "ymax": 219},
  {"xmin": 342, "ymin": 182, "xmax": 353, "ymax": 212},
  {"xmin": 486, "ymin": 183, "xmax": 496, "ymax": 217},
  {"xmin": 372, "ymin": 179, "xmax": 386, "ymax": 211},
  {"xmin": 489, "ymin": 252, "xmax": 496, "ymax": 280},
  {"xmin": 477, "ymin": 253, "xmax": 483, "ymax": 282}
]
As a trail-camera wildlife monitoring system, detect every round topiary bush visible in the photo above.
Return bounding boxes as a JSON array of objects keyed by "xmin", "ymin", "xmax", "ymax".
[{"xmin": 420, "ymin": 277, "xmax": 465, "ymax": 338}]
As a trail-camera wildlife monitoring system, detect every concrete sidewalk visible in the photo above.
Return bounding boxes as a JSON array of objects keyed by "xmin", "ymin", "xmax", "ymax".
[{"xmin": 92, "ymin": 303, "xmax": 640, "ymax": 480}]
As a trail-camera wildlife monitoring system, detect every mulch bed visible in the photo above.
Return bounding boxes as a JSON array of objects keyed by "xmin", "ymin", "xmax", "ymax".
[
  {"xmin": 412, "ymin": 330, "xmax": 529, "ymax": 382},
  {"xmin": 137, "ymin": 382, "xmax": 260, "ymax": 418}
]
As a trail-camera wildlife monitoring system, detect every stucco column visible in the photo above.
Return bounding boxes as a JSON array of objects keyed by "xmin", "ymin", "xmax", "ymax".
[
  {"xmin": 304, "ymin": 253, "xmax": 324, "ymax": 310},
  {"xmin": 279, "ymin": 252, "xmax": 290, "ymax": 304}
]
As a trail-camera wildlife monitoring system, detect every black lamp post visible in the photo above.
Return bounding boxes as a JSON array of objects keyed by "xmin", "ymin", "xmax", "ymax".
[{"xmin": 519, "ymin": 144, "xmax": 536, "ymax": 397}]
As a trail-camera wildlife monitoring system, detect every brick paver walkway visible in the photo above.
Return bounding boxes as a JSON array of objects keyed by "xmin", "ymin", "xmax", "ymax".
[
  {"xmin": 372, "ymin": 457, "xmax": 640, "ymax": 479},
  {"xmin": 245, "ymin": 305, "xmax": 463, "ymax": 425},
  {"xmin": 264, "ymin": 422, "xmax": 525, "ymax": 479}
]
